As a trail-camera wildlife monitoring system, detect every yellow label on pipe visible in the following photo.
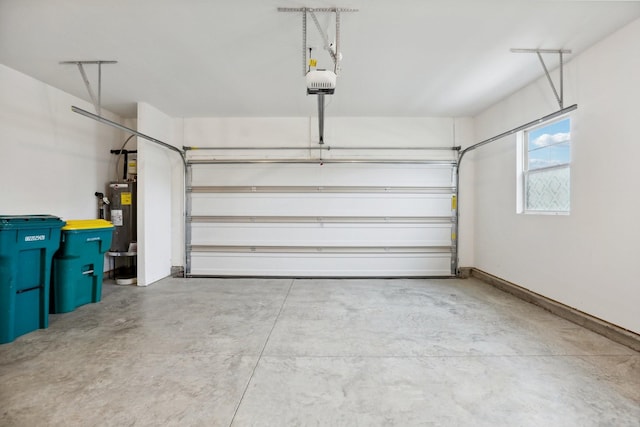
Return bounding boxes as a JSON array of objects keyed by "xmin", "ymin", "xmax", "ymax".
[
  {"xmin": 309, "ymin": 58, "xmax": 317, "ymax": 67},
  {"xmin": 451, "ymin": 195, "xmax": 457, "ymax": 210}
]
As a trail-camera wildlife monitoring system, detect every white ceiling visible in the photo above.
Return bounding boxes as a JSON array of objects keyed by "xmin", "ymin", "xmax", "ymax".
[{"xmin": 1, "ymin": 1, "xmax": 639, "ymax": 119}]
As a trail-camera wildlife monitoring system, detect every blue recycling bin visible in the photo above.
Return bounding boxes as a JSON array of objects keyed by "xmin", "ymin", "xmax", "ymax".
[
  {"xmin": 51, "ymin": 219, "xmax": 114, "ymax": 313},
  {"xmin": 0, "ymin": 215, "xmax": 64, "ymax": 344}
]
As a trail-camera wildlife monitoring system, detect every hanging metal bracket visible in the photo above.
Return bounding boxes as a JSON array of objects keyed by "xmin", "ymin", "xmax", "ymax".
[
  {"xmin": 308, "ymin": 10, "xmax": 337, "ymax": 69},
  {"xmin": 278, "ymin": 7, "xmax": 358, "ymax": 76},
  {"xmin": 510, "ymin": 49, "xmax": 571, "ymax": 109},
  {"xmin": 60, "ymin": 60, "xmax": 117, "ymax": 115},
  {"xmin": 279, "ymin": 7, "xmax": 357, "ymax": 146}
]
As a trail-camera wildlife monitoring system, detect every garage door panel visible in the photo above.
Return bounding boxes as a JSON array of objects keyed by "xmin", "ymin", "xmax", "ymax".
[
  {"xmin": 191, "ymin": 194, "xmax": 454, "ymax": 217},
  {"xmin": 190, "ymin": 223, "xmax": 453, "ymax": 247},
  {"xmin": 190, "ymin": 252, "xmax": 452, "ymax": 277},
  {"xmin": 186, "ymin": 161, "xmax": 456, "ymax": 277},
  {"xmin": 191, "ymin": 164, "xmax": 454, "ymax": 187}
]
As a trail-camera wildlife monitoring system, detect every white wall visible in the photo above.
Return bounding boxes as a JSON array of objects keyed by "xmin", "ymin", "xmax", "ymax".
[
  {"xmin": 472, "ymin": 18, "xmax": 640, "ymax": 333},
  {"xmin": 137, "ymin": 102, "xmax": 183, "ymax": 286},
  {"xmin": 184, "ymin": 116, "xmax": 462, "ymax": 154},
  {"xmin": 0, "ymin": 64, "xmax": 124, "ymax": 219}
]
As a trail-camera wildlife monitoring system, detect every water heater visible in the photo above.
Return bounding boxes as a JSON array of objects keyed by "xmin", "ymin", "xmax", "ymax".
[{"xmin": 109, "ymin": 182, "xmax": 137, "ymax": 252}]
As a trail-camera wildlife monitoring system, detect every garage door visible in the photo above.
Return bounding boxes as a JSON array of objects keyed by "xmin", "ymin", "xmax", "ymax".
[{"xmin": 186, "ymin": 161, "xmax": 456, "ymax": 277}]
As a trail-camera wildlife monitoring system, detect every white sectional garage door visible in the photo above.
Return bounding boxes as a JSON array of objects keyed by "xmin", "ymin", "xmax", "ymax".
[{"xmin": 186, "ymin": 161, "xmax": 456, "ymax": 277}]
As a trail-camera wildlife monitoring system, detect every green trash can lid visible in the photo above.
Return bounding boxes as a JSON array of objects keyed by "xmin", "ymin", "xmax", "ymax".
[
  {"xmin": 62, "ymin": 219, "xmax": 113, "ymax": 230},
  {"xmin": 0, "ymin": 215, "xmax": 64, "ymax": 228}
]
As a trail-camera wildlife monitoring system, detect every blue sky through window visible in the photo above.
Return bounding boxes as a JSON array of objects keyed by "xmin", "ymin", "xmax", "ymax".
[{"xmin": 527, "ymin": 117, "xmax": 571, "ymax": 170}]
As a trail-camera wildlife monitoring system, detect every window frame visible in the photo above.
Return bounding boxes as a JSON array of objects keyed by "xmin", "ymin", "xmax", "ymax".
[{"xmin": 516, "ymin": 114, "xmax": 572, "ymax": 215}]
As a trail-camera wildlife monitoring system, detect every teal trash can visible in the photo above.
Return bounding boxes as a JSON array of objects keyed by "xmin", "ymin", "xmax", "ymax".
[
  {"xmin": 51, "ymin": 219, "xmax": 114, "ymax": 313},
  {"xmin": 0, "ymin": 215, "xmax": 65, "ymax": 344}
]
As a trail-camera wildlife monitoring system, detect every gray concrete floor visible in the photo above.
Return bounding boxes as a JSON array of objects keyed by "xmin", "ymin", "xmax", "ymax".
[{"xmin": 1, "ymin": 277, "xmax": 638, "ymax": 426}]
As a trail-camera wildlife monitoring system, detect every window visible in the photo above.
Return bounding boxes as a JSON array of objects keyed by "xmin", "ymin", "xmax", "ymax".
[{"xmin": 517, "ymin": 116, "xmax": 571, "ymax": 214}]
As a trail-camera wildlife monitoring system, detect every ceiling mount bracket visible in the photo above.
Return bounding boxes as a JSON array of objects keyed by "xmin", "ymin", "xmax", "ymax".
[
  {"xmin": 279, "ymin": 7, "xmax": 358, "ymax": 76},
  {"xmin": 510, "ymin": 49, "xmax": 571, "ymax": 109},
  {"xmin": 279, "ymin": 7, "xmax": 357, "ymax": 146},
  {"xmin": 60, "ymin": 60, "xmax": 117, "ymax": 115},
  {"xmin": 309, "ymin": 9, "xmax": 337, "ymax": 71}
]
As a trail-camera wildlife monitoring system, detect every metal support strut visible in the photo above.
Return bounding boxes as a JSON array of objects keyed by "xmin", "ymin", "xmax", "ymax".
[
  {"xmin": 318, "ymin": 94, "xmax": 325, "ymax": 144},
  {"xmin": 510, "ymin": 49, "xmax": 571, "ymax": 109},
  {"xmin": 279, "ymin": 6, "xmax": 358, "ymax": 76},
  {"xmin": 309, "ymin": 10, "xmax": 337, "ymax": 66},
  {"xmin": 302, "ymin": 10, "xmax": 307, "ymax": 76},
  {"xmin": 60, "ymin": 60, "xmax": 117, "ymax": 115}
]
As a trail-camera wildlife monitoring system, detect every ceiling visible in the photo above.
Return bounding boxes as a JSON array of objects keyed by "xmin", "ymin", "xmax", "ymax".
[{"xmin": 1, "ymin": 1, "xmax": 639, "ymax": 119}]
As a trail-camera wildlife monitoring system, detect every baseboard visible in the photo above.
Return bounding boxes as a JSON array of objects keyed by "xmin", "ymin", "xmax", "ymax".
[
  {"xmin": 171, "ymin": 265, "xmax": 185, "ymax": 278},
  {"xmin": 467, "ymin": 268, "xmax": 640, "ymax": 352},
  {"xmin": 457, "ymin": 267, "xmax": 472, "ymax": 279}
]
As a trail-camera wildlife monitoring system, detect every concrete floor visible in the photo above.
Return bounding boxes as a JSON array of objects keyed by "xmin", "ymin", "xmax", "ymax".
[{"xmin": 0, "ymin": 277, "xmax": 638, "ymax": 426}]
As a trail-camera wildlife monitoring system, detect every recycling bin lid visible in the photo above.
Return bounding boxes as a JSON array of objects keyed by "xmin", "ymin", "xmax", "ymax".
[
  {"xmin": 62, "ymin": 219, "xmax": 114, "ymax": 230},
  {"xmin": 0, "ymin": 215, "xmax": 64, "ymax": 228}
]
